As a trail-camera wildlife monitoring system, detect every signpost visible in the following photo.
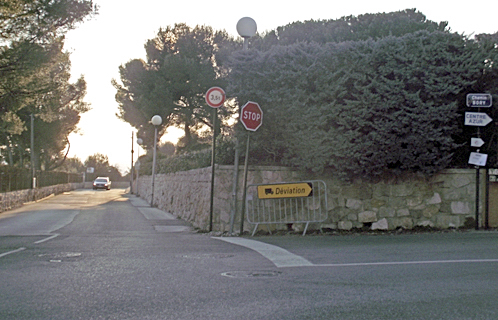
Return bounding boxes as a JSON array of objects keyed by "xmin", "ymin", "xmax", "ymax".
[
  {"xmin": 205, "ymin": 87, "xmax": 226, "ymax": 232},
  {"xmin": 465, "ymin": 93, "xmax": 493, "ymax": 230},
  {"xmin": 239, "ymin": 101, "xmax": 263, "ymax": 234}
]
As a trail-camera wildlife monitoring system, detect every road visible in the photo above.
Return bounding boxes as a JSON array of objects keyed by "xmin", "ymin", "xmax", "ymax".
[{"xmin": 1, "ymin": 189, "xmax": 498, "ymax": 319}]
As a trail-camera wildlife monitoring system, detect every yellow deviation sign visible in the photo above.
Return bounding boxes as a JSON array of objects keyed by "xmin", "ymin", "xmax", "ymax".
[{"xmin": 257, "ymin": 182, "xmax": 313, "ymax": 199}]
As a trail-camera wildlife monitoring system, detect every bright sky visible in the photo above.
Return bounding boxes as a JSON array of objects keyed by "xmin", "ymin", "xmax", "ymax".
[{"xmin": 64, "ymin": 0, "xmax": 498, "ymax": 174}]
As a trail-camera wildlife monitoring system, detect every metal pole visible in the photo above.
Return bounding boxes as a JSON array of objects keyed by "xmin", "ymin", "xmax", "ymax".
[
  {"xmin": 485, "ymin": 168, "xmax": 490, "ymax": 229},
  {"xmin": 130, "ymin": 132, "xmax": 134, "ymax": 194},
  {"xmin": 239, "ymin": 134, "xmax": 250, "ymax": 235},
  {"xmin": 136, "ymin": 147, "xmax": 140, "ymax": 196},
  {"xmin": 229, "ymin": 138, "xmax": 240, "ymax": 234},
  {"xmin": 151, "ymin": 127, "xmax": 158, "ymax": 207},
  {"xmin": 30, "ymin": 114, "xmax": 35, "ymax": 189},
  {"xmin": 209, "ymin": 108, "xmax": 217, "ymax": 232},
  {"xmin": 476, "ymin": 166, "xmax": 480, "ymax": 230}
]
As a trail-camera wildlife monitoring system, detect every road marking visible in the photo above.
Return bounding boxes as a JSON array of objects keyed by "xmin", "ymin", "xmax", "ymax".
[
  {"xmin": 34, "ymin": 233, "xmax": 59, "ymax": 244},
  {"xmin": 213, "ymin": 238, "xmax": 498, "ymax": 269},
  {"xmin": 0, "ymin": 247, "xmax": 26, "ymax": 258},
  {"xmin": 309, "ymin": 259, "xmax": 498, "ymax": 268},
  {"xmin": 213, "ymin": 237, "xmax": 313, "ymax": 268}
]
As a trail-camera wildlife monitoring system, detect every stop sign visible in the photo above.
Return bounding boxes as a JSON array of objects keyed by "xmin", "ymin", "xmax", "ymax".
[{"xmin": 240, "ymin": 101, "xmax": 263, "ymax": 131}]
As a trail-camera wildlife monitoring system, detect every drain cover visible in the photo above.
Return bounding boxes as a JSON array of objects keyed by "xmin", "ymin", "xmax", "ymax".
[{"xmin": 221, "ymin": 270, "xmax": 281, "ymax": 278}]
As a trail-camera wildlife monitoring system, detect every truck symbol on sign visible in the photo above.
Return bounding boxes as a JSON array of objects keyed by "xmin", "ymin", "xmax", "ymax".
[{"xmin": 265, "ymin": 188, "xmax": 274, "ymax": 195}]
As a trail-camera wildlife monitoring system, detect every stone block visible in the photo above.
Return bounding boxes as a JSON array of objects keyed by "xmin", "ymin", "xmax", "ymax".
[
  {"xmin": 358, "ymin": 211, "xmax": 377, "ymax": 223},
  {"xmin": 372, "ymin": 218, "xmax": 389, "ymax": 230},
  {"xmin": 417, "ymin": 220, "xmax": 435, "ymax": 228},
  {"xmin": 346, "ymin": 199, "xmax": 362, "ymax": 210},
  {"xmin": 322, "ymin": 223, "xmax": 337, "ymax": 230},
  {"xmin": 392, "ymin": 217, "xmax": 414, "ymax": 229},
  {"xmin": 388, "ymin": 197, "xmax": 406, "ymax": 208},
  {"xmin": 436, "ymin": 215, "xmax": 461, "ymax": 228},
  {"xmin": 371, "ymin": 198, "xmax": 386, "ymax": 208},
  {"xmin": 407, "ymin": 195, "xmax": 423, "ymax": 207},
  {"xmin": 452, "ymin": 175, "xmax": 472, "ymax": 188},
  {"xmin": 422, "ymin": 204, "xmax": 440, "ymax": 218},
  {"xmin": 338, "ymin": 221, "xmax": 353, "ymax": 230},
  {"xmin": 451, "ymin": 201, "xmax": 471, "ymax": 214},
  {"xmin": 397, "ymin": 208, "xmax": 410, "ymax": 217},
  {"xmin": 347, "ymin": 213, "xmax": 358, "ymax": 221},
  {"xmin": 426, "ymin": 193, "xmax": 442, "ymax": 205},
  {"xmin": 379, "ymin": 207, "xmax": 396, "ymax": 218}
]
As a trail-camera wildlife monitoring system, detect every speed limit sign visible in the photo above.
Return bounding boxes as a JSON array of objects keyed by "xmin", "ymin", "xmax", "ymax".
[{"xmin": 205, "ymin": 87, "xmax": 225, "ymax": 108}]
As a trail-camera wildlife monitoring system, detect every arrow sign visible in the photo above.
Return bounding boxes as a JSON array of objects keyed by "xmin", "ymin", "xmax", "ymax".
[
  {"xmin": 471, "ymin": 138, "xmax": 485, "ymax": 147},
  {"xmin": 465, "ymin": 112, "xmax": 493, "ymax": 126},
  {"xmin": 257, "ymin": 182, "xmax": 313, "ymax": 199}
]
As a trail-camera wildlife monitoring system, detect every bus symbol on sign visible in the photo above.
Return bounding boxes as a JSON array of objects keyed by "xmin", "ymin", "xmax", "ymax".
[{"xmin": 466, "ymin": 93, "xmax": 492, "ymax": 108}]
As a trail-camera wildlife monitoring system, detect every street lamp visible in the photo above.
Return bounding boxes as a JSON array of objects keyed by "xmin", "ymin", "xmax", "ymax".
[
  {"xmin": 236, "ymin": 17, "xmax": 257, "ymax": 50},
  {"xmin": 150, "ymin": 115, "xmax": 162, "ymax": 206},
  {"xmin": 231, "ymin": 17, "xmax": 257, "ymax": 235},
  {"xmin": 136, "ymin": 138, "xmax": 143, "ymax": 196}
]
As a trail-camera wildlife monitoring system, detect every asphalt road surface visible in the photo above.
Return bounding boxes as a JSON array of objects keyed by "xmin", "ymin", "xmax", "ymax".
[{"xmin": 1, "ymin": 189, "xmax": 497, "ymax": 319}]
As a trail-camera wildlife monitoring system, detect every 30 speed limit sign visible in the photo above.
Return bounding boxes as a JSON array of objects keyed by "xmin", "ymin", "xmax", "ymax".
[{"xmin": 205, "ymin": 87, "xmax": 225, "ymax": 108}]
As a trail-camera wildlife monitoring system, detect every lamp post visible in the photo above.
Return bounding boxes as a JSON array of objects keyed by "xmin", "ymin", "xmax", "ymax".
[
  {"xmin": 130, "ymin": 131, "xmax": 134, "ymax": 194},
  {"xmin": 150, "ymin": 115, "xmax": 162, "ymax": 206},
  {"xmin": 136, "ymin": 138, "xmax": 143, "ymax": 196},
  {"xmin": 234, "ymin": 17, "xmax": 257, "ymax": 235}
]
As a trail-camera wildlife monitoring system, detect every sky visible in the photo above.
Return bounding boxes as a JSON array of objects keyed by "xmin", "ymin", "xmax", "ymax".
[{"xmin": 64, "ymin": 0, "xmax": 498, "ymax": 173}]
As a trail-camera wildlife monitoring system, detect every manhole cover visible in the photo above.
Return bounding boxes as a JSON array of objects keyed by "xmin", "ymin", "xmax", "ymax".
[{"xmin": 221, "ymin": 270, "xmax": 282, "ymax": 278}]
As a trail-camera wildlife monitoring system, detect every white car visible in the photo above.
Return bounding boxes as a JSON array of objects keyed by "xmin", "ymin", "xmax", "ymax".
[{"xmin": 93, "ymin": 177, "xmax": 111, "ymax": 190}]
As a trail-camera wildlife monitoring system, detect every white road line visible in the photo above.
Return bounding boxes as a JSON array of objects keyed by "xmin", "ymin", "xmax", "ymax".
[
  {"xmin": 0, "ymin": 247, "xmax": 26, "ymax": 258},
  {"xmin": 308, "ymin": 259, "xmax": 498, "ymax": 268},
  {"xmin": 213, "ymin": 237, "xmax": 313, "ymax": 268},
  {"xmin": 34, "ymin": 233, "xmax": 59, "ymax": 244},
  {"xmin": 213, "ymin": 237, "xmax": 498, "ymax": 269}
]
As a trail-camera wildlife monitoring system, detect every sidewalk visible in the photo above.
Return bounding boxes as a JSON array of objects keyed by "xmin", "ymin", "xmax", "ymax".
[{"xmin": 126, "ymin": 194, "xmax": 191, "ymax": 233}]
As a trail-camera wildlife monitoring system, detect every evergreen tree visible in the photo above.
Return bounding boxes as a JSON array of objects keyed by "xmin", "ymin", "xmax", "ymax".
[{"xmin": 113, "ymin": 24, "xmax": 235, "ymax": 151}]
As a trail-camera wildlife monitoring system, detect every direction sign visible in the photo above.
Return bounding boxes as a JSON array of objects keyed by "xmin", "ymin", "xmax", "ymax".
[
  {"xmin": 240, "ymin": 101, "xmax": 263, "ymax": 131},
  {"xmin": 471, "ymin": 138, "xmax": 485, "ymax": 147},
  {"xmin": 468, "ymin": 152, "xmax": 488, "ymax": 166},
  {"xmin": 205, "ymin": 87, "xmax": 225, "ymax": 108},
  {"xmin": 465, "ymin": 112, "xmax": 493, "ymax": 126},
  {"xmin": 466, "ymin": 93, "xmax": 492, "ymax": 108},
  {"xmin": 257, "ymin": 182, "xmax": 313, "ymax": 199}
]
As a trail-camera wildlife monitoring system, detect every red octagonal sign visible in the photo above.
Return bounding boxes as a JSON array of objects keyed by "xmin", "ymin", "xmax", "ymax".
[{"xmin": 240, "ymin": 101, "xmax": 263, "ymax": 131}]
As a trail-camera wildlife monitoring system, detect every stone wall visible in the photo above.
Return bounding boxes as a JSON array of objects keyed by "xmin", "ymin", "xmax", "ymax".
[
  {"xmin": 137, "ymin": 166, "xmax": 484, "ymax": 233},
  {"xmin": 0, "ymin": 183, "xmax": 83, "ymax": 213}
]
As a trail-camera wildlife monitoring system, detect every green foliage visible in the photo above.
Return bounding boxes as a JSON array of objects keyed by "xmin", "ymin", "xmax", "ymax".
[
  {"xmin": 228, "ymin": 29, "xmax": 498, "ymax": 180},
  {"xmin": 252, "ymin": 9, "xmax": 448, "ymax": 49},
  {"xmin": 113, "ymin": 24, "xmax": 236, "ymax": 150},
  {"xmin": 0, "ymin": 0, "xmax": 96, "ymax": 170}
]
